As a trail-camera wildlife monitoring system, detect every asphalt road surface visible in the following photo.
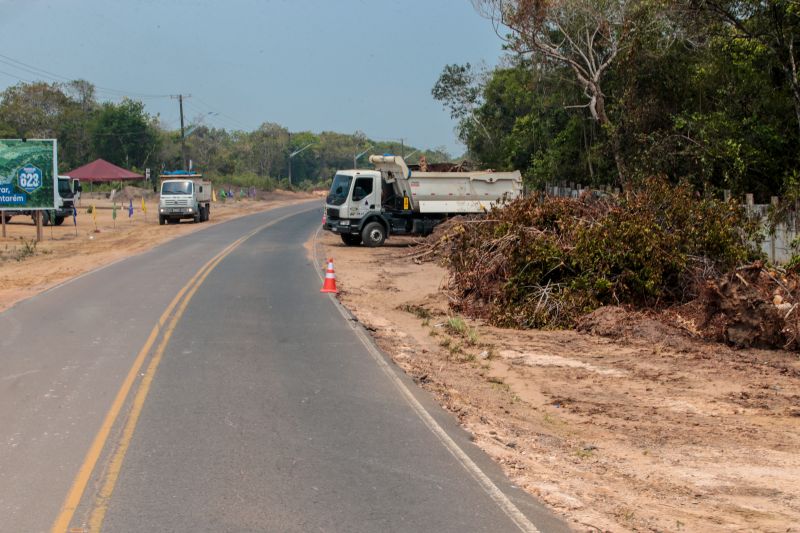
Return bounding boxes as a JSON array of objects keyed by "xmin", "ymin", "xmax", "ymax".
[{"xmin": 0, "ymin": 202, "xmax": 569, "ymax": 533}]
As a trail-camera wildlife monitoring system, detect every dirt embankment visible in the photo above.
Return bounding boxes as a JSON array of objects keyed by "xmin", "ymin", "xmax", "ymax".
[
  {"xmin": 0, "ymin": 190, "xmax": 318, "ymax": 313},
  {"xmin": 314, "ymin": 230, "xmax": 800, "ymax": 533}
]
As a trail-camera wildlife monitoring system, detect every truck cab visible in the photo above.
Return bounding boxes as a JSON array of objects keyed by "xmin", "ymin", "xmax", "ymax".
[{"xmin": 324, "ymin": 170, "xmax": 394, "ymax": 246}]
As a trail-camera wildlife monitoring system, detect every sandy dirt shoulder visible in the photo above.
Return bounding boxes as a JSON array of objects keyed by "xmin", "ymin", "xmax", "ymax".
[
  {"xmin": 313, "ymin": 229, "xmax": 800, "ymax": 533},
  {"xmin": 0, "ymin": 190, "xmax": 319, "ymax": 313}
]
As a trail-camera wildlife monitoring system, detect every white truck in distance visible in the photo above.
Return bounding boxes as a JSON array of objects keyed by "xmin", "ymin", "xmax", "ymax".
[
  {"xmin": 322, "ymin": 155, "xmax": 522, "ymax": 246},
  {"xmin": 158, "ymin": 173, "xmax": 212, "ymax": 225}
]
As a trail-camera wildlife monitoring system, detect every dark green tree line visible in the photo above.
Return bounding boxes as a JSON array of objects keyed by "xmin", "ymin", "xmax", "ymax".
[
  {"xmin": 0, "ymin": 80, "xmax": 450, "ymax": 188},
  {"xmin": 437, "ymin": 0, "xmax": 800, "ymax": 199}
]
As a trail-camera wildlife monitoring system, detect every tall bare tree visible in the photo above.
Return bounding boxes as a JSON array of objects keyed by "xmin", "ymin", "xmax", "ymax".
[{"xmin": 473, "ymin": 0, "xmax": 667, "ymax": 184}]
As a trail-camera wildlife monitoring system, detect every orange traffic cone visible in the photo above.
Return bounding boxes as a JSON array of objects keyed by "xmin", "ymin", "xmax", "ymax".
[{"xmin": 320, "ymin": 258, "xmax": 338, "ymax": 293}]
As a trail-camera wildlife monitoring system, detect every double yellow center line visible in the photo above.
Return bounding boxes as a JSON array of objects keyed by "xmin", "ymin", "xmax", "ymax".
[{"xmin": 51, "ymin": 212, "xmax": 300, "ymax": 533}]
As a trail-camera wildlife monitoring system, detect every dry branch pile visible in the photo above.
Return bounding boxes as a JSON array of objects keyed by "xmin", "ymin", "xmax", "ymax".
[{"xmin": 411, "ymin": 179, "xmax": 800, "ymax": 349}]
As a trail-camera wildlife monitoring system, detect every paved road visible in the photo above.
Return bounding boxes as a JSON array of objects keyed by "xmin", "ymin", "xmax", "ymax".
[{"xmin": 0, "ymin": 202, "xmax": 569, "ymax": 533}]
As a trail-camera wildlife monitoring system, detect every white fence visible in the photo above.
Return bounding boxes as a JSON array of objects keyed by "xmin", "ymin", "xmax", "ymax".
[{"xmin": 545, "ymin": 183, "xmax": 797, "ymax": 264}]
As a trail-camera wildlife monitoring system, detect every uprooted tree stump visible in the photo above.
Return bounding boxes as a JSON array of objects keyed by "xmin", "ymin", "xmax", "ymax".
[{"xmin": 700, "ymin": 262, "xmax": 798, "ymax": 349}]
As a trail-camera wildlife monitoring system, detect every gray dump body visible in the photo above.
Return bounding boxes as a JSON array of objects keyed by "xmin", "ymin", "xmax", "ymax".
[{"xmin": 369, "ymin": 155, "xmax": 522, "ymax": 214}]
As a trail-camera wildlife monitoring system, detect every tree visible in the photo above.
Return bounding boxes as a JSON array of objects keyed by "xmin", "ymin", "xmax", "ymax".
[
  {"xmin": 473, "ymin": 0, "xmax": 670, "ymax": 184},
  {"xmin": 0, "ymin": 80, "xmax": 98, "ymax": 170},
  {"xmin": 432, "ymin": 63, "xmax": 492, "ymax": 142},
  {"xmin": 0, "ymin": 82, "xmax": 71, "ymax": 138},
  {"xmin": 90, "ymin": 99, "xmax": 159, "ymax": 168},
  {"xmin": 690, "ymin": 0, "xmax": 800, "ymax": 137}
]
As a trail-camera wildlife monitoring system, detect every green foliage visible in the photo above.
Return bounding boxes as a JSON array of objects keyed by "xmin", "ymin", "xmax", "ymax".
[
  {"xmin": 431, "ymin": 63, "xmax": 483, "ymax": 122},
  {"xmin": 445, "ymin": 182, "xmax": 762, "ymax": 329},
  {"xmin": 446, "ymin": 1, "xmax": 800, "ymax": 198},
  {"xmin": 1, "ymin": 81, "xmax": 450, "ymax": 187},
  {"xmin": 90, "ymin": 100, "xmax": 159, "ymax": 168}
]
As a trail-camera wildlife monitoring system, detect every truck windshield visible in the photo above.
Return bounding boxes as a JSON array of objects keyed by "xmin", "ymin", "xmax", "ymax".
[
  {"xmin": 57, "ymin": 179, "xmax": 73, "ymax": 197},
  {"xmin": 161, "ymin": 181, "xmax": 193, "ymax": 195},
  {"xmin": 327, "ymin": 174, "xmax": 352, "ymax": 206}
]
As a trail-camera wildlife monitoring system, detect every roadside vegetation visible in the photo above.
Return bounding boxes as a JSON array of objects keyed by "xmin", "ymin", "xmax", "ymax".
[
  {"xmin": 420, "ymin": 180, "xmax": 757, "ymax": 317},
  {"xmin": 0, "ymin": 81, "xmax": 449, "ymax": 188},
  {"xmin": 435, "ymin": 1, "xmax": 800, "ymax": 201},
  {"xmin": 423, "ymin": 1, "xmax": 800, "ymax": 350}
]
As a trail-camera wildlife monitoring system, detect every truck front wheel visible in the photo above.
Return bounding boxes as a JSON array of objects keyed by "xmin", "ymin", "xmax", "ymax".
[
  {"xmin": 341, "ymin": 234, "xmax": 362, "ymax": 246},
  {"xmin": 361, "ymin": 222, "xmax": 386, "ymax": 247},
  {"xmin": 159, "ymin": 215, "xmax": 166, "ymax": 225},
  {"xmin": 54, "ymin": 216, "xmax": 64, "ymax": 226}
]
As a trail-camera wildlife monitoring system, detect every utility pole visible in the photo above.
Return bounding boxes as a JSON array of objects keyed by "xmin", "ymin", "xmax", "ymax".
[
  {"xmin": 171, "ymin": 94, "xmax": 191, "ymax": 169},
  {"xmin": 287, "ymin": 132, "xmax": 291, "ymax": 186}
]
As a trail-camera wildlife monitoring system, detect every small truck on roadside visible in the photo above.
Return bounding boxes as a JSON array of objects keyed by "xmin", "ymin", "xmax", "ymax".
[
  {"xmin": 322, "ymin": 155, "xmax": 522, "ymax": 246},
  {"xmin": 158, "ymin": 171, "xmax": 212, "ymax": 225}
]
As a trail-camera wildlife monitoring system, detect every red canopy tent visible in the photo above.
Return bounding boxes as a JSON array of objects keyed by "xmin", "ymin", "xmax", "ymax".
[{"xmin": 66, "ymin": 159, "xmax": 144, "ymax": 182}]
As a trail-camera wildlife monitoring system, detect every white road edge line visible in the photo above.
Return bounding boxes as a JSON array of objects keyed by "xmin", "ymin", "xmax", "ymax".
[{"xmin": 311, "ymin": 225, "xmax": 540, "ymax": 533}]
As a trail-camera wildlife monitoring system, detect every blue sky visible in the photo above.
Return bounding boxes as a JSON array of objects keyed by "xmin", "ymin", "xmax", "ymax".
[{"xmin": 0, "ymin": 0, "xmax": 506, "ymax": 156}]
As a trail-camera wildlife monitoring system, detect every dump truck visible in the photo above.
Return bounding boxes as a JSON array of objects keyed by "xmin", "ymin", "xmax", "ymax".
[
  {"xmin": 158, "ymin": 171, "xmax": 212, "ymax": 224},
  {"xmin": 322, "ymin": 155, "xmax": 522, "ymax": 246}
]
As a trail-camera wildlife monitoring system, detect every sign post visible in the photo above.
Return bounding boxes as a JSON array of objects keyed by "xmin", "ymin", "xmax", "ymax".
[
  {"xmin": 0, "ymin": 139, "xmax": 57, "ymax": 241},
  {"xmin": 35, "ymin": 211, "xmax": 43, "ymax": 242}
]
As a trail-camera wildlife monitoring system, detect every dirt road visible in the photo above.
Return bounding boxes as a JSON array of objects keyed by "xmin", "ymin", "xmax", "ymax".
[
  {"xmin": 0, "ymin": 190, "xmax": 318, "ymax": 313},
  {"xmin": 314, "ymin": 230, "xmax": 800, "ymax": 533}
]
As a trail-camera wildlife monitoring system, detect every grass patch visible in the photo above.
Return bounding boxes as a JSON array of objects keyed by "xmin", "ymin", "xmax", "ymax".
[
  {"xmin": 14, "ymin": 239, "xmax": 37, "ymax": 262},
  {"xmin": 446, "ymin": 315, "xmax": 467, "ymax": 334},
  {"xmin": 445, "ymin": 314, "xmax": 480, "ymax": 345},
  {"xmin": 398, "ymin": 303, "xmax": 432, "ymax": 320}
]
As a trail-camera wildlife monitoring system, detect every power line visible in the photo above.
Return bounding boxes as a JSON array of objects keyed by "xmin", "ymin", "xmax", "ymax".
[
  {"xmin": 193, "ymin": 96, "xmax": 250, "ymax": 130},
  {"xmin": 0, "ymin": 68, "xmax": 33, "ymax": 84},
  {"xmin": 0, "ymin": 52, "xmax": 171, "ymax": 99},
  {"xmin": 184, "ymin": 100, "xmax": 243, "ymax": 132}
]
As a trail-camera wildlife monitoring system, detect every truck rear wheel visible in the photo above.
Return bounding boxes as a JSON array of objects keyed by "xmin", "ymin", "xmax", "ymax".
[
  {"xmin": 341, "ymin": 234, "xmax": 362, "ymax": 246},
  {"xmin": 361, "ymin": 221, "xmax": 386, "ymax": 247}
]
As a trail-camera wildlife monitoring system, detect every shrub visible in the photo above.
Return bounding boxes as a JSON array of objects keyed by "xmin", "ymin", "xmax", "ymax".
[{"xmin": 441, "ymin": 178, "xmax": 762, "ymax": 328}]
